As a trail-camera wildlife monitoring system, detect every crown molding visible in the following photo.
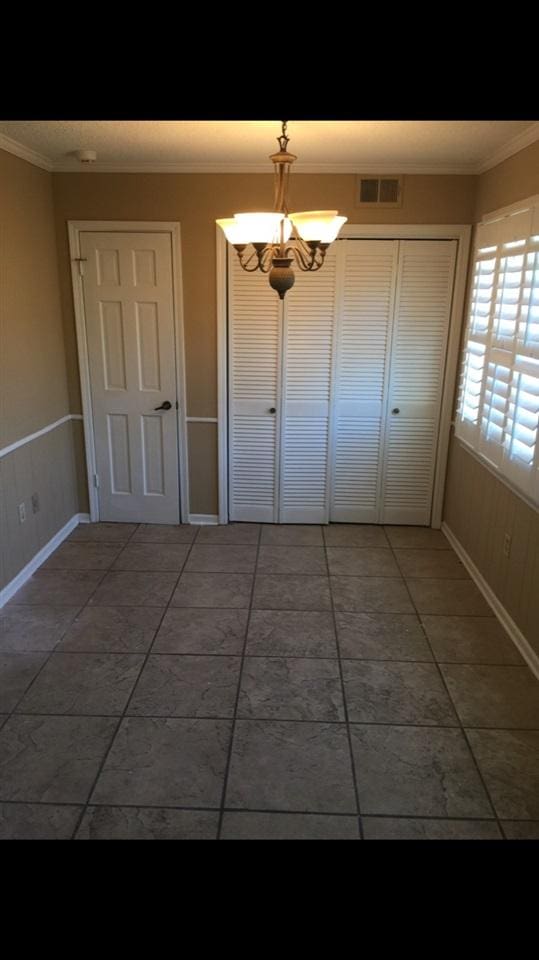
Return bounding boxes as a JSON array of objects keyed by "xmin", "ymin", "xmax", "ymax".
[
  {"xmin": 0, "ymin": 133, "xmax": 53, "ymax": 171},
  {"xmin": 475, "ymin": 121, "xmax": 539, "ymax": 173}
]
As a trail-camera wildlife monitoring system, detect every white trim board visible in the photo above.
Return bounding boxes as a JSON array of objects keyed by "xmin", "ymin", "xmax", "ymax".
[
  {"xmin": 0, "ymin": 513, "xmax": 90, "ymax": 608},
  {"xmin": 67, "ymin": 221, "xmax": 190, "ymax": 524},
  {"xmin": 0, "ymin": 414, "xmax": 83, "ymax": 460},
  {"xmin": 216, "ymin": 224, "xmax": 471, "ymax": 528},
  {"xmin": 189, "ymin": 514, "xmax": 219, "ymax": 525},
  {"xmin": 441, "ymin": 522, "xmax": 539, "ymax": 681}
]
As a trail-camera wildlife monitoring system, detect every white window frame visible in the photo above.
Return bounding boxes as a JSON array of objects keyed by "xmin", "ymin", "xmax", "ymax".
[{"xmin": 455, "ymin": 195, "xmax": 539, "ymax": 510}]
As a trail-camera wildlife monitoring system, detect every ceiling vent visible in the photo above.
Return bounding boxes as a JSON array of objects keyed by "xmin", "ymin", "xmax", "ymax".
[{"xmin": 356, "ymin": 175, "xmax": 403, "ymax": 207}]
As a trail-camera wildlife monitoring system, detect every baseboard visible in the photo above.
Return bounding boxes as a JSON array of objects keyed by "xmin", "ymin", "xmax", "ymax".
[
  {"xmin": 0, "ymin": 513, "xmax": 87, "ymax": 608},
  {"xmin": 441, "ymin": 522, "xmax": 539, "ymax": 680},
  {"xmin": 189, "ymin": 514, "xmax": 219, "ymax": 525}
]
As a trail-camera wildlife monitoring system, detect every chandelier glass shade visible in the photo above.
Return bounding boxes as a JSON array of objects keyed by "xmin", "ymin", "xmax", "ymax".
[{"xmin": 216, "ymin": 122, "xmax": 347, "ymax": 299}]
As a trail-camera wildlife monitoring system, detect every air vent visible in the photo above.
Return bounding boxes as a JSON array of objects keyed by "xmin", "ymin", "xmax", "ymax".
[{"xmin": 357, "ymin": 175, "xmax": 403, "ymax": 207}]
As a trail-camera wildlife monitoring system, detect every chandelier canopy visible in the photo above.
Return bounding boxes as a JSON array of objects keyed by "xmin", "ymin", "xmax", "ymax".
[{"xmin": 216, "ymin": 121, "xmax": 347, "ymax": 299}]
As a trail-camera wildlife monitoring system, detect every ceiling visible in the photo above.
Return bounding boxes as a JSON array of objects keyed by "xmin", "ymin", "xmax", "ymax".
[{"xmin": 0, "ymin": 120, "xmax": 537, "ymax": 175}]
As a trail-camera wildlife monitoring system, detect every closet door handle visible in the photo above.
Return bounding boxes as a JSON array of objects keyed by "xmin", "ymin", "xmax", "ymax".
[
  {"xmin": 269, "ymin": 407, "xmax": 276, "ymax": 414},
  {"xmin": 392, "ymin": 408, "xmax": 400, "ymax": 415}
]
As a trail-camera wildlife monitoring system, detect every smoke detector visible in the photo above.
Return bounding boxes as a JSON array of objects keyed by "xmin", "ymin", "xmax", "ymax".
[{"xmin": 73, "ymin": 149, "xmax": 97, "ymax": 163}]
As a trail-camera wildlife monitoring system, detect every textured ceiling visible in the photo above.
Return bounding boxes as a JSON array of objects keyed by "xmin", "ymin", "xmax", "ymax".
[{"xmin": 0, "ymin": 120, "xmax": 537, "ymax": 174}]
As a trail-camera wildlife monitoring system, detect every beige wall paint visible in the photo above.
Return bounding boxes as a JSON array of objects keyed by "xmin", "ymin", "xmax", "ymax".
[
  {"xmin": 0, "ymin": 420, "xmax": 79, "ymax": 590},
  {"xmin": 52, "ymin": 170, "xmax": 475, "ymax": 514},
  {"xmin": 443, "ymin": 140, "xmax": 539, "ymax": 653},
  {"xmin": 0, "ymin": 150, "xmax": 71, "ymax": 447},
  {"xmin": 474, "ymin": 140, "xmax": 539, "ymax": 220}
]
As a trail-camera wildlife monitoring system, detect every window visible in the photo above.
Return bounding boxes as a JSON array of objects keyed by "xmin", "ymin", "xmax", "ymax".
[{"xmin": 455, "ymin": 196, "xmax": 539, "ymax": 506}]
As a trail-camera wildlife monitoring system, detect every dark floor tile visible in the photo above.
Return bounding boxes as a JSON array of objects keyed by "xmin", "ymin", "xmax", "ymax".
[
  {"xmin": 154, "ymin": 608, "xmax": 248, "ymax": 655},
  {"xmin": 327, "ymin": 548, "xmax": 400, "ymax": 578},
  {"xmin": 246, "ymin": 610, "xmax": 337, "ymax": 658},
  {"xmin": 221, "ymin": 811, "xmax": 360, "ymax": 840},
  {"xmin": 68, "ymin": 522, "xmax": 137, "ymax": 542},
  {"xmin": 257, "ymin": 546, "xmax": 327, "ymax": 575},
  {"xmin": 0, "ymin": 606, "xmax": 81, "ymax": 652},
  {"xmin": 239, "ymin": 657, "xmax": 344, "ymax": 722},
  {"xmin": 0, "ymin": 653, "xmax": 48, "ymax": 712},
  {"xmin": 0, "ymin": 716, "xmax": 7, "ymax": 731},
  {"xmin": 10, "ymin": 570, "xmax": 104, "ymax": 607},
  {"xmin": 421, "ymin": 616, "xmax": 523, "ymax": 665},
  {"xmin": 466, "ymin": 729, "xmax": 539, "ymax": 819},
  {"xmin": 331, "ymin": 577, "xmax": 414, "ymax": 614},
  {"xmin": 132, "ymin": 524, "xmax": 198, "ymax": 543},
  {"xmin": 90, "ymin": 571, "xmax": 178, "ymax": 607},
  {"xmin": 17, "ymin": 653, "xmax": 144, "ymax": 716},
  {"xmin": 501, "ymin": 821, "xmax": 539, "ymax": 840},
  {"xmin": 350, "ymin": 724, "xmax": 492, "ymax": 818},
  {"xmin": 226, "ymin": 719, "xmax": 356, "ymax": 813},
  {"xmin": 0, "ymin": 715, "xmax": 117, "ymax": 802},
  {"xmin": 196, "ymin": 524, "xmax": 260, "ymax": 545},
  {"xmin": 185, "ymin": 545, "xmax": 257, "ymax": 574},
  {"xmin": 252, "ymin": 575, "xmax": 331, "ymax": 611},
  {"xmin": 384, "ymin": 527, "xmax": 450, "ymax": 549},
  {"xmin": 394, "ymin": 549, "xmax": 469, "ymax": 580},
  {"xmin": 91, "ymin": 717, "xmax": 232, "ymax": 807},
  {"xmin": 362, "ymin": 817, "xmax": 501, "ymax": 840},
  {"xmin": 406, "ymin": 579, "xmax": 491, "ymax": 616},
  {"xmin": 324, "ymin": 525, "xmax": 389, "ymax": 548},
  {"xmin": 76, "ymin": 806, "xmax": 219, "ymax": 840},
  {"xmin": 261, "ymin": 525, "xmax": 323, "ymax": 546},
  {"xmin": 335, "ymin": 613, "xmax": 432, "ymax": 661},
  {"xmin": 58, "ymin": 606, "xmax": 164, "ymax": 653},
  {"xmin": 128, "ymin": 655, "xmax": 241, "ymax": 718},
  {"xmin": 171, "ymin": 573, "xmax": 253, "ymax": 608},
  {"xmin": 0, "ymin": 802, "xmax": 82, "ymax": 839},
  {"xmin": 440, "ymin": 664, "xmax": 539, "ymax": 728},
  {"xmin": 113, "ymin": 543, "xmax": 190, "ymax": 572},
  {"xmin": 343, "ymin": 661, "xmax": 457, "ymax": 725},
  {"xmin": 43, "ymin": 542, "xmax": 123, "ymax": 571}
]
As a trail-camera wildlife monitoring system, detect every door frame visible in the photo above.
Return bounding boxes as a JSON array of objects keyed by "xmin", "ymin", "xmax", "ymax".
[
  {"xmin": 68, "ymin": 221, "xmax": 190, "ymax": 523},
  {"xmin": 217, "ymin": 222, "xmax": 471, "ymax": 528}
]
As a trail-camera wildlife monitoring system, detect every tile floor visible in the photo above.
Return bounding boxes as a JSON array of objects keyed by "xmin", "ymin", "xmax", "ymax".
[{"xmin": 1, "ymin": 521, "xmax": 538, "ymax": 841}]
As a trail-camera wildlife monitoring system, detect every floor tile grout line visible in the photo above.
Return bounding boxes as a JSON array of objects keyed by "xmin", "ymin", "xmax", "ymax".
[
  {"xmin": 67, "ymin": 521, "xmax": 202, "ymax": 840},
  {"xmin": 389, "ymin": 541, "xmax": 506, "ymax": 837},
  {"xmin": 323, "ymin": 540, "xmax": 364, "ymax": 840},
  {"xmin": 216, "ymin": 524, "xmax": 262, "ymax": 841}
]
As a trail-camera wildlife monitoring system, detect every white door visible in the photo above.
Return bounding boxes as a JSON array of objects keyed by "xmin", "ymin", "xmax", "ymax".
[
  {"xmin": 81, "ymin": 232, "xmax": 180, "ymax": 523},
  {"xmin": 280, "ymin": 246, "xmax": 337, "ymax": 522},
  {"xmin": 330, "ymin": 240, "xmax": 398, "ymax": 522},
  {"xmin": 380, "ymin": 240, "xmax": 457, "ymax": 523}
]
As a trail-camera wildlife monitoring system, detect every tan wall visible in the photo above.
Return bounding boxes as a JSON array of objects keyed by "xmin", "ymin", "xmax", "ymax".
[
  {"xmin": 474, "ymin": 140, "xmax": 539, "ymax": 220},
  {"xmin": 52, "ymin": 171, "xmax": 476, "ymax": 514},
  {"xmin": 0, "ymin": 150, "xmax": 80, "ymax": 591},
  {"xmin": 443, "ymin": 140, "xmax": 539, "ymax": 652},
  {"xmin": 0, "ymin": 150, "xmax": 70, "ymax": 446}
]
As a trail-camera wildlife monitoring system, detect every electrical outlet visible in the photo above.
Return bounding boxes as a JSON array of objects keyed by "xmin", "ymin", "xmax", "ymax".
[
  {"xmin": 31, "ymin": 493, "xmax": 40, "ymax": 514},
  {"xmin": 503, "ymin": 532, "xmax": 512, "ymax": 558},
  {"xmin": 18, "ymin": 502, "xmax": 26, "ymax": 524}
]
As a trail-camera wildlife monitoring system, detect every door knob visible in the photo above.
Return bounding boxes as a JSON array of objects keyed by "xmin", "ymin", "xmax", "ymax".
[
  {"xmin": 392, "ymin": 408, "xmax": 400, "ymax": 414},
  {"xmin": 269, "ymin": 407, "xmax": 276, "ymax": 414},
  {"xmin": 154, "ymin": 401, "xmax": 172, "ymax": 411}
]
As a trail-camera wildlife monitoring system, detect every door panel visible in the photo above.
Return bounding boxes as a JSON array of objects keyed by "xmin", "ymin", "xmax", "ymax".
[
  {"xmin": 380, "ymin": 240, "xmax": 457, "ymax": 524},
  {"xmin": 330, "ymin": 240, "xmax": 398, "ymax": 522},
  {"xmin": 81, "ymin": 232, "xmax": 180, "ymax": 523}
]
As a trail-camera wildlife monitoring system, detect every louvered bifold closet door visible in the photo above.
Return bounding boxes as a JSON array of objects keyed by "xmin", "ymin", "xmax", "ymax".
[
  {"xmin": 228, "ymin": 253, "xmax": 281, "ymax": 521},
  {"xmin": 279, "ymin": 246, "xmax": 338, "ymax": 522},
  {"xmin": 381, "ymin": 240, "xmax": 457, "ymax": 524},
  {"xmin": 330, "ymin": 240, "xmax": 398, "ymax": 522}
]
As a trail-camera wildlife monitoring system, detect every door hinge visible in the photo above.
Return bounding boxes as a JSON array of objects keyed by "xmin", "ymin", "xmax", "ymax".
[
  {"xmin": 73, "ymin": 257, "xmax": 87, "ymax": 276},
  {"xmin": 93, "ymin": 473, "xmax": 100, "ymax": 488}
]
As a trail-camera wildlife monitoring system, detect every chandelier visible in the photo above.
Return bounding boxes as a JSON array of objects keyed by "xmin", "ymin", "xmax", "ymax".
[{"xmin": 216, "ymin": 121, "xmax": 347, "ymax": 299}]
